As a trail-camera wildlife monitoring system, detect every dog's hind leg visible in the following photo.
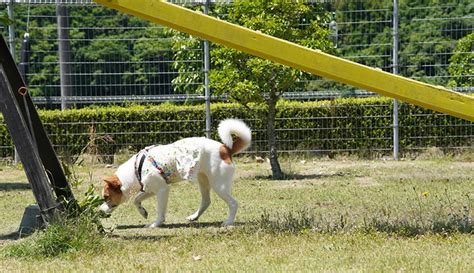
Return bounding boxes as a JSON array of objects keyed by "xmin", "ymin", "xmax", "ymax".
[
  {"xmin": 134, "ymin": 191, "xmax": 154, "ymax": 219},
  {"xmin": 187, "ymin": 173, "xmax": 211, "ymax": 222},
  {"xmin": 211, "ymin": 178, "xmax": 238, "ymax": 226}
]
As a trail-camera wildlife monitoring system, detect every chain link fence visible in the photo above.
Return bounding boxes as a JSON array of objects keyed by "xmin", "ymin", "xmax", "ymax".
[{"xmin": 0, "ymin": 0, "xmax": 472, "ymax": 160}]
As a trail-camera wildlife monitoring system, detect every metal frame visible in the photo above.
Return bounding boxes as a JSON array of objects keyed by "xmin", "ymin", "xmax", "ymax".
[{"xmin": 93, "ymin": 0, "xmax": 474, "ymax": 122}]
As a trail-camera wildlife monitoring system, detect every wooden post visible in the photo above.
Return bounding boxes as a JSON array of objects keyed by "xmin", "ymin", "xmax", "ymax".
[
  {"xmin": 0, "ymin": 66, "xmax": 57, "ymax": 223},
  {"xmin": 0, "ymin": 35, "xmax": 74, "ymax": 204}
]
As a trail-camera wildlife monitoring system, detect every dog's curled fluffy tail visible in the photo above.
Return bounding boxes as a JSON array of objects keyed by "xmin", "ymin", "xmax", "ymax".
[{"xmin": 218, "ymin": 119, "xmax": 251, "ymax": 155}]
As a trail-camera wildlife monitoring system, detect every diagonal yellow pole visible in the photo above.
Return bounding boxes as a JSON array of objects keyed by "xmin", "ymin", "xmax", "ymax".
[{"xmin": 94, "ymin": 0, "xmax": 474, "ymax": 121}]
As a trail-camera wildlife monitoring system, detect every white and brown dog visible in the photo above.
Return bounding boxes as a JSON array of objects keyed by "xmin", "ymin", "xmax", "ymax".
[{"xmin": 99, "ymin": 119, "xmax": 251, "ymax": 227}]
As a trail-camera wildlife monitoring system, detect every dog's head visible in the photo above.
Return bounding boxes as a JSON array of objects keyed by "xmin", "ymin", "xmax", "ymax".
[{"xmin": 99, "ymin": 175, "xmax": 124, "ymax": 214}]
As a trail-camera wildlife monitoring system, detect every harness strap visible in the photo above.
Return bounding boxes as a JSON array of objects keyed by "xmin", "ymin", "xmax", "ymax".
[
  {"xmin": 135, "ymin": 153, "xmax": 147, "ymax": 190},
  {"xmin": 134, "ymin": 145, "xmax": 170, "ymax": 191}
]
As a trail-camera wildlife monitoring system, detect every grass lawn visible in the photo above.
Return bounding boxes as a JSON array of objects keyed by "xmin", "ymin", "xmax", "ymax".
[{"xmin": 0, "ymin": 156, "xmax": 473, "ymax": 272}]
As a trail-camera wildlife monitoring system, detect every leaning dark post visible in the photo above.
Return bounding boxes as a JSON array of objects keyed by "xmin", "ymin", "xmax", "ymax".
[
  {"xmin": 0, "ymin": 67, "xmax": 57, "ymax": 223},
  {"xmin": 0, "ymin": 34, "xmax": 74, "ymax": 204}
]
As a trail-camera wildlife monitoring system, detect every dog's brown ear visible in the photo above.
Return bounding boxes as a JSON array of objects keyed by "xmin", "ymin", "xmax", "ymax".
[{"xmin": 103, "ymin": 175, "xmax": 122, "ymax": 191}]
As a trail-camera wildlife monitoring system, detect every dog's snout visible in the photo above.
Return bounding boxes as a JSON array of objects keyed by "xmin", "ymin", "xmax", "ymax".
[{"xmin": 99, "ymin": 202, "xmax": 117, "ymax": 214}]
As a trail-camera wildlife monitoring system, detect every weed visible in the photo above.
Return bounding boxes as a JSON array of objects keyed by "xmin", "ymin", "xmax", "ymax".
[
  {"xmin": 1, "ymin": 163, "xmax": 108, "ymax": 258},
  {"xmin": 3, "ymin": 212, "xmax": 107, "ymax": 258},
  {"xmin": 252, "ymin": 208, "xmax": 316, "ymax": 234}
]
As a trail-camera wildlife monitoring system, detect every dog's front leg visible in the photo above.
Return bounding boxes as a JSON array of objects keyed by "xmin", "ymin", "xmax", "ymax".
[
  {"xmin": 148, "ymin": 185, "xmax": 170, "ymax": 228},
  {"xmin": 134, "ymin": 191, "xmax": 154, "ymax": 219}
]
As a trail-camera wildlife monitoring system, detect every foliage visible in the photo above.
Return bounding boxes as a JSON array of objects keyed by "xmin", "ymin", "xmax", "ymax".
[
  {"xmin": 0, "ymin": 12, "xmax": 13, "ymax": 26},
  {"xmin": 167, "ymin": 4, "xmax": 204, "ymax": 96},
  {"xmin": 4, "ymin": 5, "xmax": 174, "ymax": 97},
  {"xmin": 207, "ymin": 0, "xmax": 334, "ymax": 178},
  {"xmin": 448, "ymin": 33, "xmax": 474, "ymax": 88},
  {"xmin": 1, "ymin": 1, "xmax": 472, "ymax": 98},
  {"xmin": 334, "ymin": 0, "xmax": 473, "ymax": 86},
  {"xmin": 208, "ymin": 1, "xmax": 333, "ymax": 106}
]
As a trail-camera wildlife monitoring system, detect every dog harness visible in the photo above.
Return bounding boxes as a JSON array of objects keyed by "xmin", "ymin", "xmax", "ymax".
[
  {"xmin": 135, "ymin": 145, "xmax": 168, "ymax": 191},
  {"xmin": 133, "ymin": 138, "xmax": 204, "ymax": 192}
]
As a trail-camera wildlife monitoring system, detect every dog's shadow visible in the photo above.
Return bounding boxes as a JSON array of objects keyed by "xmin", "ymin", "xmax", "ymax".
[
  {"xmin": 116, "ymin": 221, "xmax": 244, "ymax": 230},
  {"xmin": 110, "ymin": 233, "xmax": 173, "ymax": 241},
  {"xmin": 113, "ymin": 221, "xmax": 244, "ymax": 241},
  {"xmin": 253, "ymin": 171, "xmax": 347, "ymax": 181}
]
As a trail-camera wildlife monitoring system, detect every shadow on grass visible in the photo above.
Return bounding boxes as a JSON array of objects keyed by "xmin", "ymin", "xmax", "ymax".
[
  {"xmin": 0, "ymin": 182, "xmax": 31, "ymax": 191},
  {"xmin": 111, "ymin": 221, "xmax": 245, "ymax": 241},
  {"xmin": 0, "ymin": 231, "xmax": 21, "ymax": 241},
  {"xmin": 115, "ymin": 224, "xmax": 147, "ymax": 229},
  {"xmin": 111, "ymin": 234, "xmax": 174, "ymax": 242},
  {"xmin": 0, "ymin": 230, "xmax": 33, "ymax": 241},
  {"xmin": 254, "ymin": 171, "xmax": 347, "ymax": 181},
  {"xmin": 116, "ymin": 221, "xmax": 245, "ymax": 230},
  {"xmin": 365, "ymin": 219, "xmax": 473, "ymax": 237}
]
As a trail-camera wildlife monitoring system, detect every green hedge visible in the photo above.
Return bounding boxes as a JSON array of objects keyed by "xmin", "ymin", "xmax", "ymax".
[{"xmin": 0, "ymin": 97, "xmax": 472, "ymax": 159}]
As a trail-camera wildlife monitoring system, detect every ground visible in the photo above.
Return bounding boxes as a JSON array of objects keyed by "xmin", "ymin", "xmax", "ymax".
[{"xmin": 0, "ymin": 155, "xmax": 473, "ymax": 271}]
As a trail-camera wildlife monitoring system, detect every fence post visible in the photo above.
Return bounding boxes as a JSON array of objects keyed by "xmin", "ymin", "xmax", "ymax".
[
  {"xmin": 7, "ymin": 0, "xmax": 15, "ymax": 58},
  {"xmin": 7, "ymin": 0, "xmax": 20, "ymax": 165},
  {"xmin": 203, "ymin": 0, "xmax": 211, "ymax": 138},
  {"xmin": 392, "ymin": 0, "xmax": 400, "ymax": 160},
  {"xmin": 57, "ymin": 4, "xmax": 72, "ymax": 110}
]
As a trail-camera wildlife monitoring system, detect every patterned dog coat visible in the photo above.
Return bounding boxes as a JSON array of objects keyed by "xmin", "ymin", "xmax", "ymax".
[{"xmin": 135, "ymin": 137, "xmax": 204, "ymax": 190}]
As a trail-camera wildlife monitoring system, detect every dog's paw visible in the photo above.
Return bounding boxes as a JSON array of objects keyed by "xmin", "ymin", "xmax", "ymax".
[
  {"xmin": 147, "ymin": 221, "xmax": 164, "ymax": 228},
  {"xmin": 137, "ymin": 206, "xmax": 148, "ymax": 219},
  {"xmin": 186, "ymin": 213, "xmax": 199, "ymax": 222},
  {"xmin": 221, "ymin": 220, "xmax": 234, "ymax": 227}
]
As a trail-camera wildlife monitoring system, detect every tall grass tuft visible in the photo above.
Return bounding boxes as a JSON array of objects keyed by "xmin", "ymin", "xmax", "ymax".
[
  {"xmin": 254, "ymin": 208, "xmax": 317, "ymax": 235},
  {"xmin": 4, "ymin": 213, "xmax": 106, "ymax": 258},
  {"xmin": 2, "ymin": 164, "xmax": 108, "ymax": 258}
]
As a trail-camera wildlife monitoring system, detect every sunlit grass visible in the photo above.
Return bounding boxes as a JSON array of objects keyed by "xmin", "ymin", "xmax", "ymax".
[{"xmin": 0, "ymin": 156, "xmax": 472, "ymax": 271}]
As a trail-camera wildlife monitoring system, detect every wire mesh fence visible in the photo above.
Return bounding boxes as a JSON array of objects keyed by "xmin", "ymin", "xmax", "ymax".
[{"xmin": 0, "ymin": 0, "xmax": 472, "ymax": 161}]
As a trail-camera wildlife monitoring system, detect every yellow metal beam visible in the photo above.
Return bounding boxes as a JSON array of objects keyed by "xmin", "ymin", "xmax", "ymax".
[{"xmin": 94, "ymin": 0, "xmax": 474, "ymax": 121}]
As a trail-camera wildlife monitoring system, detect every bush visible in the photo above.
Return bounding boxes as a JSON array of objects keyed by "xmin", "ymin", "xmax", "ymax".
[{"xmin": 0, "ymin": 98, "xmax": 472, "ymax": 160}]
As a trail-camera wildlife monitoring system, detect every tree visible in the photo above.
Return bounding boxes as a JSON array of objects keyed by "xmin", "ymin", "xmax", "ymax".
[
  {"xmin": 448, "ymin": 33, "xmax": 473, "ymax": 88},
  {"xmin": 167, "ymin": 3, "xmax": 205, "ymax": 95},
  {"xmin": 0, "ymin": 12, "xmax": 13, "ymax": 26},
  {"xmin": 209, "ymin": 1, "xmax": 333, "ymax": 179}
]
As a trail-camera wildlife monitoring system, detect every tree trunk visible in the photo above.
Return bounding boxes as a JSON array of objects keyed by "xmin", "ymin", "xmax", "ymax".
[{"xmin": 267, "ymin": 91, "xmax": 284, "ymax": 180}]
